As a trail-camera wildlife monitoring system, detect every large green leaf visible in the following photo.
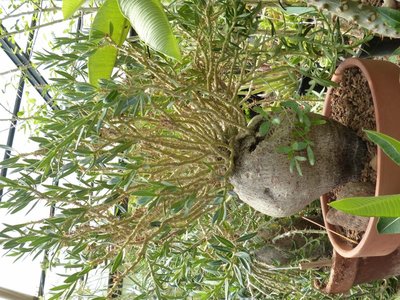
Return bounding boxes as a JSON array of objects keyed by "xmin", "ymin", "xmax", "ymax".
[
  {"xmin": 88, "ymin": 0, "xmax": 130, "ymax": 86},
  {"xmin": 330, "ymin": 194, "xmax": 400, "ymax": 217},
  {"xmin": 378, "ymin": 217, "xmax": 400, "ymax": 234},
  {"xmin": 118, "ymin": 0, "xmax": 181, "ymax": 60},
  {"xmin": 365, "ymin": 130, "xmax": 400, "ymax": 165},
  {"xmin": 62, "ymin": 0, "xmax": 86, "ymax": 19}
]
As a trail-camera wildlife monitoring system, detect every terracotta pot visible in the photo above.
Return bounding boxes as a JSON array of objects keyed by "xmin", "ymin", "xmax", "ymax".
[
  {"xmin": 321, "ymin": 57, "xmax": 400, "ymax": 258},
  {"xmin": 320, "ymin": 249, "xmax": 400, "ymax": 294}
]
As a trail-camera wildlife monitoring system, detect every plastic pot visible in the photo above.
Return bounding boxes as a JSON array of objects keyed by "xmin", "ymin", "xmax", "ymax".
[{"xmin": 320, "ymin": 57, "xmax": 400, "ymax": 258}]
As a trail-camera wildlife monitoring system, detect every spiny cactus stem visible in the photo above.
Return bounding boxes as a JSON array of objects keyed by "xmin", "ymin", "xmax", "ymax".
[{"xmin": 308, "ymin": 0, "xmax": 400, "ymax": 39}]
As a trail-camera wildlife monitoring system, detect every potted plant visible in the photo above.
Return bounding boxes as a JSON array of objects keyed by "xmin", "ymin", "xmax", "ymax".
[
  {"xmin": 319, "ymin": 125, "xmax": 400, "ymax": 295},
  {"xmin": 319, "ymin": 57, "xmax": 400, "ymax": 258},
  {"xmin": 0, "ymin": 0, "xmax": 396, "ymax": 298}
]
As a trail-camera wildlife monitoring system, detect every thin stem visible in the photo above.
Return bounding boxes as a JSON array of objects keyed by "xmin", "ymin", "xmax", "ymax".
[
  {"xmin": 1, "ymin": 7, "xmax": 98, "ymax": 22},
  {"xmin": 272, "ymin": 229, "xmax": 326, "ymax": 243},
  {"xmin": 301, "ymin": 216, "xmax": 358, "ymax": 245},
  {"xmin": 0, "ymin": 12, "xmax": 94, "ymax": 40}
]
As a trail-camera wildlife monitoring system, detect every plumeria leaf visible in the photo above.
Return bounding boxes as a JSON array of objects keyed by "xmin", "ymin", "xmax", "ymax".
[
  {"xmin": 365, "ymin": 130, "xmax": 400, "ymax": 165},
  {"xmin": 88, "ymin": 0, "xmax": 130, "ymax": 85},
  {"xmin": 62, "ymin": 0, "xmax": 85, "ymax": 19},
  {"xmin": 118, "ymin": 0, "xmax": 181, "ymax": 60},
  {"xmin": 330, "ymin": 194, "xmax": 400, "ymax": 217}
]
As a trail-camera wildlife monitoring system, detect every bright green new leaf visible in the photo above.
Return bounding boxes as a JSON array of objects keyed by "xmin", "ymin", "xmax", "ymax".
[
  {"xmin": 62, "ymin": 0, "xmax": 85, "ymax": 19},
  {"xmin": 365, "ymin": 130, "xmax": 400, "ymax": 165},
  {"xmin": 118, "ymin": 0, "xmax": 181, "ymax": 60},
  {"xmin": 330, "ymin": 194, "xmax": 400, "ymax": 217},
  {"xmin": 88, "ymin": 0, "xmax": 130, "ymax": 86}
]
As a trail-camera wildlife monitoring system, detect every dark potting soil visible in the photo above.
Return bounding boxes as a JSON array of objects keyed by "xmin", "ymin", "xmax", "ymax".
[
  {"xmin": 330, "ymin": 67, "xmax": 377, "ymax": 184},
  {"xmin": 328, "ymin": 67, "xmax": 377, "ymax": 245}
]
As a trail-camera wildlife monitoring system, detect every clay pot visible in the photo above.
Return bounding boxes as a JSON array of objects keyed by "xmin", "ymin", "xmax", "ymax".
[
  {"xmin": 321, "ymin": 57, "xmax": 400, "ymax": 258},
  {"xmin": 321, "ymin": 249, "xmax": 400, "ymax": 294}
]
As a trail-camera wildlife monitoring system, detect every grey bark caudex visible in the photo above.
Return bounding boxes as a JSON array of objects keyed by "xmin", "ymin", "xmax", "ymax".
[{"xmin": 230, "ymin": 113, "xmax": 367, "ymax": 217}]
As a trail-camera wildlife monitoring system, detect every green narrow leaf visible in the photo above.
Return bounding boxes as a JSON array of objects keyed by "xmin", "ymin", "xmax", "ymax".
[
  {"xmin": 306, "ymin": 146, "xmax": 315, "ymax": 166},
  {"xmin": 214, "ymin": 235, "xmax": 235, "ymax": 249},
  {"xmin": 277, "ymin": 146, "xmax": 291, "ymax": 154},
  {"xmin": 49, "ymin": 292, "xmax": 64, "ymax": 300},
  {"xmin": 330, "ymin": 194, "xmax": 400, "ymax": 217},
  {"xmin": 289, "ymin": 158, "xmax": 295, "ymax": 173},
  {"xmin": 378, "ymin": 217, "xmax": 400, "ymax": 234},
  {"xmin": 365, "ymin": 130, "xmax": 400, "ymax": 165},
  {"xmin": 50, "ymin": 284, "xmax": 72, "ymax": 291},
  {"xmin": 111, "ymin": 251, "xmax": 124, "ymax": 273},
  {"xmin": 210, "ymin": 244, "xmax": 232, "ymax": 253},
  {"xmin": 118, "ymin": 0, "xmax": 181, "ymax": 60},
  {"xmin": 0, "ymin": 156, "xmax": 20, "ymax": 166},
  {"xmin": 295, "ymin": 156, "xmax": 307, "ymax": 162},
  {"xmin": 295, "ymin": 160, "xmax": 303, "ymax": 176},
  {"xmin": 236, "ymin": 232, "xmax": 257, "ymax": 243},
  {"xmin": 62, "ymin": 0, "xmax": 86, "ymax": 19},
  {"xmin": 235, "ymin": 251, "xmax": 251, "ymax": 261},
  {"xmin": 89, "ymin": 0, "xmax": 131, "ymax": 86},
  {"xmin": 252, "ymin": 106, "xmax": 267, "ymax": 117},
  {"xmin": 258, "ymin": 121, "xmax": 270, "ymax": 136},
  {"xmin": 212, "ymin": 206, "xmax": 223, "ymax": 224},
  {"xmin": 233, "ymin": 265, "xmax": 244, "ymax": 287},
  {"xmin": 292, "ymin": 142, "xmax": 307, "ymax": 151},
  {"xmin": 224, "ymin": 278, "xmax": 229, "ymax": 300}
]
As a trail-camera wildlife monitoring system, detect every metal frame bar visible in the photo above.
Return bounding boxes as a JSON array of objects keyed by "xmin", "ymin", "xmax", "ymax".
[
  {"xmin": 1, "ymin": 20, "xmax": 36, "ymax": 180},
  {"xmin": 0, "ymin": 24, "xmax": 56, "ymax": 109},
  {"xmin": 0, "ymin": 23, "xmax": 59, "ymax": 182},
  {"xmin": 0, "ymin": 286, "xmax": 39, "ymax": 300}
]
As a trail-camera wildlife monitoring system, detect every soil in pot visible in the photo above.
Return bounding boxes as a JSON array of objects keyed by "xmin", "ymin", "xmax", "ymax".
[{"xmin": 325, "ymin": 67, "xmax": 377, "ymax": 247}]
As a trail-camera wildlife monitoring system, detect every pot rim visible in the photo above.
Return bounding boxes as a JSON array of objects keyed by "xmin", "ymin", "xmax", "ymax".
[{"xmin": 321, "ymin": 57, "xmax": 400, "ymax": 258}]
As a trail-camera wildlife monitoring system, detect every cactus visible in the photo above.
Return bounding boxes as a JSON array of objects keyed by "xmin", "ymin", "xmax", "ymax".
[{"xmin": 308, "ymin": 0, "xmax": 400, "ymax": 38}]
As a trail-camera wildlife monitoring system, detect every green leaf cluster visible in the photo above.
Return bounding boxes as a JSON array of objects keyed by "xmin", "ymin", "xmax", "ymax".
[
  {"xmin": 62, "ymin": 0, "xmax": 181, "ymax": 85},
  {"xmin": 274, "ymin": 101, "xmax": 324, "ymax": 175}
]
